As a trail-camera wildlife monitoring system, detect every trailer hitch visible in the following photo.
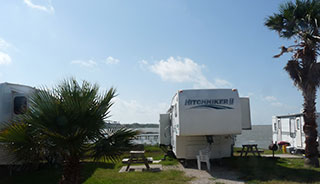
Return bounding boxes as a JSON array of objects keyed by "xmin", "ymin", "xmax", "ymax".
[{"xmin": 160, "ymin": 144, "xmax": 176, "ymax": 160}]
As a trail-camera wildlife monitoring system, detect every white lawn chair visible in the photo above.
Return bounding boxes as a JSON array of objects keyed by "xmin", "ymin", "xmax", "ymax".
[{"xmin": 196, "ymin": 146, "xmax": 211, "ymax": 171}]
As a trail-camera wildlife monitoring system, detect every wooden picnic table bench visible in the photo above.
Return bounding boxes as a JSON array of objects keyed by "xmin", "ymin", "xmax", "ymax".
[
  {"xmin": 125, "ymin": 150, "xmax": 150, "ymax": 171},
  {"xmin": 239, "ymin": 144, "xmax": 263, "ymax": 157}
]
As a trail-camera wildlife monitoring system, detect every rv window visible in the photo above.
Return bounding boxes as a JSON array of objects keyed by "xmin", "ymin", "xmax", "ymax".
[
  {"xmin": 296, "ymin": 119, "xmax": 300, "ymax": 130},
  {"xmin": 14, "ymin": 96, "xmax": 27, "ymax": 114},
  {"xmin": 274, "ymin": 123, "xmax": 277, "ymax": 132}
]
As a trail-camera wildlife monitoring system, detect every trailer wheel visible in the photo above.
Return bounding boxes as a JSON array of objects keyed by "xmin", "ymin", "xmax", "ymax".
[
  {"xmin": 295, "ymin": 149, "xmax": 304, "ymax": 155},
  {"xmin": 290, "ymin": 150, "xmax": 296, "ymax": 154}
]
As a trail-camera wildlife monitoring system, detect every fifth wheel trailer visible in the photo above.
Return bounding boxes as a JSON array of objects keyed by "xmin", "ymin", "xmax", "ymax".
[
  {"xmin": 272, "ymin": 113, "xmax": 320, "ymax": 153},
  {"xmin": 0, "ymin": 82, "xmax": 35, "ymax": 164},
  {"xmin": 0, "ymin": 82, "xmax": 35, "ymax": 124},
  {"xmin": 159, "ymin": 89, "xmax": 251, "ymax": 160}
]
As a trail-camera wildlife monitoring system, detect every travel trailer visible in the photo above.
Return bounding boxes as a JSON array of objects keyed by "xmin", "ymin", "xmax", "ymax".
[
  {"xmin": 0, "ymin": 82, "xmax": 35, "ymax": 164},
  {"xmin": 272, "ymin": 113, "xmax": 320, "ymax": 153},
  {"xmin": 159, "ymin": 89, "xmax": 251, "ymax": 160},
  {"xmin": 0, "ymin": 82, "xmax": 35, "ymax": 124}
]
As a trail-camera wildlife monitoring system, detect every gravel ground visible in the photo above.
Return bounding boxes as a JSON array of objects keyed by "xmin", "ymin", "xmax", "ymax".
[{"xmin": 164, "ymin": 162, "xmax": 244, "ymax": 184}]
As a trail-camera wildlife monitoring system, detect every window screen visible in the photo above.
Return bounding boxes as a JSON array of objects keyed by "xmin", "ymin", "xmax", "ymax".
[{"xmin": 14, "ymin": 96, "xmax": 27, "ymax": 114}]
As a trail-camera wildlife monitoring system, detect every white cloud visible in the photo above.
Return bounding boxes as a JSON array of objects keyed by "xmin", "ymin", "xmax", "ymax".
[
  {"xmin": 270, "ymin": 102, "xmax": 283, "ymax": 107},
  {"xmin": 140, "ymin": 60, "xmax": 148, "ymax": 65},
  {"xmin": 264, "ymin": 96, "xmax": 277, "ymax": 102},
  {"xmin": 150, "ymin": 57, "xmax": 202, "ymax": 82},
  {"xmin": 148, "ymin": 57, "xmax": 232, "ymax": 88},
  {"xmin": 0, "ymin": 52, "xmax": 12, "ymax": 65},
  {"xmin": 0, "ymin": 38, "xmax": 11, "ymax": 51},
  {"xmin": 71, "ymin": 56, "xmax": 119, "ymax": 67},
  {"xmin": 213, "ymin": 78, "xmax": 232, "ymax": 88},
  {"xmin": 0, "ymin": 38, "xmax": 12, "ymax": 65},
  {"xmin": 23, "ymin": 0, "xmax": 54, "ymax": 13},
  {"xmin": 105, "ymin": 56, "xmax": 120, "ymax": 64},
  {"xmin": 248, "ymin": 92, "xmax": 254, "ymax": 96},
  {"xmin": 71, "ymin": 59, "xmax": 97, "ymax": 68},
  {"xmin": 139, "ymin": 60, "xmax": 149, "ymax": 70},
  {"xmin": 263, "ymin": 95, "xmax": 289, "ymax": 107},
  {"xmin": 110, "ymin": 97, "xmax": 168, "ymax": 123}
]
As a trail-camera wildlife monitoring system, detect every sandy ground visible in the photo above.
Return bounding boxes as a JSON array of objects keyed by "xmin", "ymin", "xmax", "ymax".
[{"xmin": 164, "ymin": 163, "xmax": 244, "ymax": 184}]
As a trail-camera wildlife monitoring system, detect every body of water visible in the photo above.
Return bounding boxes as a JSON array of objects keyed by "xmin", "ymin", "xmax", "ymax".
[
  {"xmin": 133, "ymin": 125, "xmax": 272, "ymax": 149},
  {"xmin": 134, "ymin": 128, "xmax": 158, "ymax": 134},
  {"xmin": 235, "ymin": 125, "xmax": 272, "ymax": 149}
]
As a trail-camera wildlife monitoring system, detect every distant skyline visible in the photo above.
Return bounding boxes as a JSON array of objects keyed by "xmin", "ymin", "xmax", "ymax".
[{"xmin": 0, "ymin": 0, "xmax": 314, "ymax": 124}]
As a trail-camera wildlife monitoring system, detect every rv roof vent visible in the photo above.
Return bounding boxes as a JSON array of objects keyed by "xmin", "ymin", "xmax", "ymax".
[{"xmin": 232, "ymin": 89, "xmax": 237, "ymax": 91}]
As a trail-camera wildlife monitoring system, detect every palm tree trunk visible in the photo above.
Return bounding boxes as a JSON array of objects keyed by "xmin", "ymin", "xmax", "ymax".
[
  {"xmin": 302, "ymin": 86, "xmax": 319, "ymax": 167},
  {"xmin": 59, "ymin": 156, "xmax": 81, "ymax": 184}
]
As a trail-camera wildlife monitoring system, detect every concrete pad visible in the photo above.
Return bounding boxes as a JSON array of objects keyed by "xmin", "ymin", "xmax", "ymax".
[
  {"xmin": 262, "ymin": 154, "xmax": 303, "ymax": 159},
  {"xmin": 122, "ymin": 157, "xmax": 154, "ymax": 164},
  {"xmin": 119, "ymin": 164, "xmax": 162, "ymax": 173},
  {"xmin": 122, "ymin": 158, "xmax": 129, "ymax": 163},
  {"xmin": 152, "ymin": 160, "xmax": 161, "ymax": 164}
]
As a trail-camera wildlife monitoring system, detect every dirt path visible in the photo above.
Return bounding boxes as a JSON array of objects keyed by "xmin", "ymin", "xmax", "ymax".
[{"xmin": 164, "ymin": 163, "xmax": 244, "ymax": 184}]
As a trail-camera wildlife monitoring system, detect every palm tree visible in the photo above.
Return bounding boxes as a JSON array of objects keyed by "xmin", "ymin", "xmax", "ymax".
[
  {"xmin": 265, "ymin": 0, "xmax": 320, "ymax": 167},
  {"xmin": 0, "ymin": 79, "xmax": 137, "ymax": 184}
]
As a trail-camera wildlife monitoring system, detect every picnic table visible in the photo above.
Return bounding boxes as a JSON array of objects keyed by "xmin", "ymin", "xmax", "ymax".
[
  {"xmin": 239, "ymin": 144, "xmax": 263, "ymax": 157},
  {"xmin": 125, "ymin": 150, "xmax": 150, "ymax": 171}
]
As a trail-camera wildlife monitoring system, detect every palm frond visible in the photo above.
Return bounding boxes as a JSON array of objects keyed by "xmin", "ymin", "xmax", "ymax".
[
  {"xmin": 265, "ymin": 0, "xmax": 320, "ymax": 40},
  {"xmin": 284, "ymin": 59, "xmax": 304, "ymax": 88},
  {"xmin": 310, "ymin": 62, "xmax": 320, "ymax": 87},
  {"xmin": 91, "ymin": 128, "xmax": 137, "ymax": 162},
  {"xmin": 0, "ymin": 78, "xmax": 119, "ymax": 166},
  {"xmin": 0, "ymin": 122, "xmax": 47, "ymax": 163}
]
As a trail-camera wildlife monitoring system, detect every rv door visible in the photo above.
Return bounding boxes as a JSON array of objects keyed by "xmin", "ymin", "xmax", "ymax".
[
  {"xmin": 159, "ymin": 114, "xmax": 171, "ymax": 145},
  {"xmin": 295, "ymin": 117, "xmax": 302, "ymax": 148},
  {"xmin": 240, "ymin": 98, "xmax": 251, "ymax": 130},
  {"xmin": 289, "ymin": 118, "xmax": 296, "ymax": 146},
  {"xmin": 277, "ymin": 118, "xmax": 282, "ymax": 141}
]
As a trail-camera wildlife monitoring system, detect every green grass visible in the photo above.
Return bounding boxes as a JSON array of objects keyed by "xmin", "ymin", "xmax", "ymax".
[
  {"xmin": 0, "ymin": 146, "xmax": 187, "ymax": 184},
  {"xmin": 222, "ymin": 156, "xmax": 320, "ymax": 184},
  {"xmin": 0, "ymin": 166, "xmax": 61, "ymax": 184},
  {"xmin": 2, "ymin": 146, "xmax": 318, "ymax": 184},
  {"xmin": 0, "ymin": 162, "xmax": 190, "ymax": 184},
  {"xmin": 82, "ymin": 164, "xmax": 190, "ymax": 184}
]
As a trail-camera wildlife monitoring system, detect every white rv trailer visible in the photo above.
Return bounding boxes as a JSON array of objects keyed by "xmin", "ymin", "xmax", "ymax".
[
  {"xmin": 0, "ymin": 82, "xmax": 35, "ymax": 164},
  {"xmin": 272, "ymin": 113, "xmax": 320, "ymax": 153},
  {"xmin": 159, "ymin": 89, "xmax": 251, "ymax": 160},
  {"xmin": 0, "ymin": 82, "xmax": 35, "ymax": 124}
]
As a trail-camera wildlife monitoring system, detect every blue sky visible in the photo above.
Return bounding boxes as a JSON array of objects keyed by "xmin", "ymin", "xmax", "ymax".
[{"xmin": 0, "ymin": 0, "xmax": 314, "ymax": 124}]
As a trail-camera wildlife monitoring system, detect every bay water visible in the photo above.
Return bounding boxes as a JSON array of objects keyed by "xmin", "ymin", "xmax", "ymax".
[
  {"xmin": 134, "ymin": 125, "xmax": 273, "ymax": 149},
  {"xmin": 234, "ymin": 125, "xmax": 272, "ymax": 149}
]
